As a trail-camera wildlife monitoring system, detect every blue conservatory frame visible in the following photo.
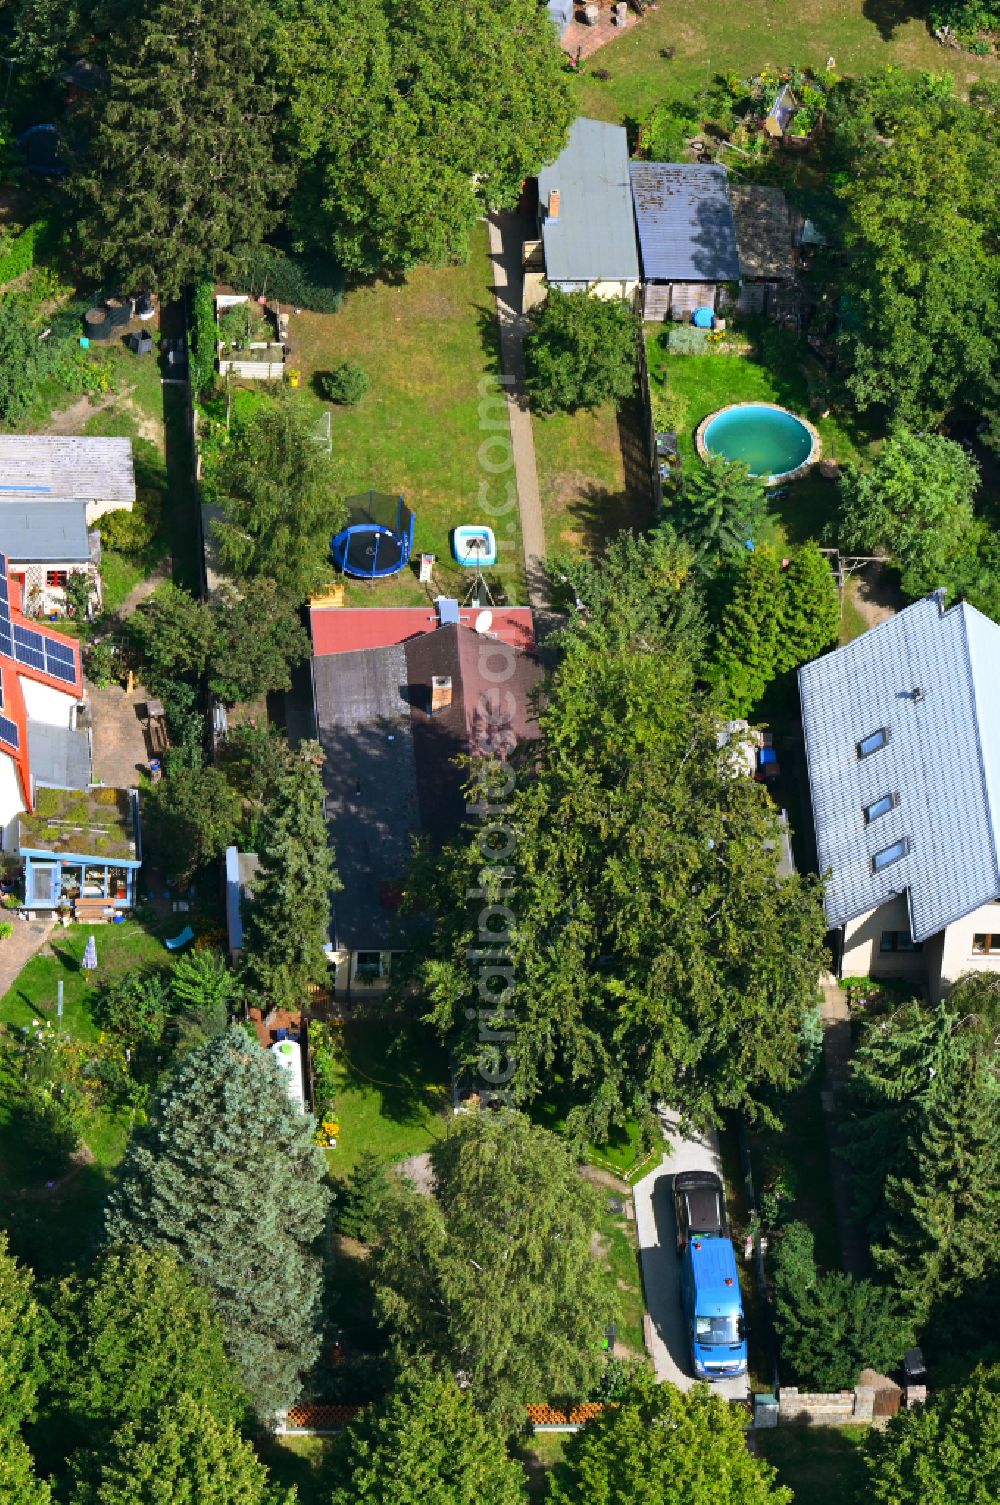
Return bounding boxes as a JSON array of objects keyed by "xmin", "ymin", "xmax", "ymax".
[{"xmin": 21, "ymin": 789, "xmax": 142, "ymax": 914}]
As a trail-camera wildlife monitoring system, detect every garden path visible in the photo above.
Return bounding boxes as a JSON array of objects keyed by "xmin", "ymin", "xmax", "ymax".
[
  {"xmin": 487, "ymin": 211, "xmax": 548, "ymax": 610},
  {"xmin": 0, "ymin": 919, "xmax": 55, "ymax": 1002},
  {"xmin": 820, "ymin": 981, "xmax": 870, "ymax": 1278}
]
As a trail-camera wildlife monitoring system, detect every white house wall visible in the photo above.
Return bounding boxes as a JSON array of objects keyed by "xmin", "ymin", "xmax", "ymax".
[
  {"xmin": 20, "ymin": 678, "xmax": 77, "ymax": 729},
  {"xmin": 84, "ymin": 499, "xmax": 133, "ymax": 525},
  {"xmin": 841, "ymin": 895, "xmax": 925, "ymax": 983},
  {"xmin": 0, "ymin": 753, "xmax": 24, "ymax": 850},
  {"xmin": 936, "ymin": 900, "xmax": 1000, "ymax": 999},
  {"xmin": 842, "ymin": 893, "xmax": 1000, "ymax": 1001}
]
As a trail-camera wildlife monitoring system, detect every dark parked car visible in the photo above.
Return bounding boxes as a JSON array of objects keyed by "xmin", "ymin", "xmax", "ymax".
[{"xmin": 673, "ymin": 1170, "xmax": 728, "ymax": 1254}]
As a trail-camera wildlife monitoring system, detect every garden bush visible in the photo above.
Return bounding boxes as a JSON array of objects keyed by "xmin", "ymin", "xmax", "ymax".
[
  {"xmin": 98, "ymin": 494, "xmax": 160, "ymax": 554},
  {"xmin": 84, "ymin": 638, "xmax": 118, "ymax": 689},
  {"xmin": 16, "ymin": 1088, "xmax": 83, "ymax": 1174},
  {"xmin": 232, "ymin": 243, "xmax": 345, "ymax": 313},
  {"xmin": 526, "ymin": 288, "xmax": 640, "ymax": 413},
  {"xmin": 0, "ymin": 219, "xmax": 54, "ymax": 286},
  {"xmin": 189, "ymin": 280, "xmax": 217, "ymax": 396},
  {"xmin": 772, "ymin": 1220, "xmax": 910, "ymax": 1390},
  {"xmin": 651, "ymin": 385, "xmax": 689, "ymax": 433},
  {"xmin": 319, "ymin": 361, "xmax": 370, "ymax": 404}
]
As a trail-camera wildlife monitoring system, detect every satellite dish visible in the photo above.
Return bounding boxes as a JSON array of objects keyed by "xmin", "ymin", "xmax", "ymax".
[{"xmin": 474, "ymin": 610, "xmax": 494, "ymax": 635}]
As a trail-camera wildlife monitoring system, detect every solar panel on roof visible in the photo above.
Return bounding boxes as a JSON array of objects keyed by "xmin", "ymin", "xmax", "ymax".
[
  {"xmin": 0, "ymin": 714, "xmax": 18, "ymax": 749},
  {"xmin": 0, "ymin": 624, "xmax": 11, "ymax": 659},
  {"xmin": 13, "ymin": 624, "xmax": 45, "ymax": 672},
  {"xmin": 43, "ymin": 641, "xmax": 77, "ymax": 683}
]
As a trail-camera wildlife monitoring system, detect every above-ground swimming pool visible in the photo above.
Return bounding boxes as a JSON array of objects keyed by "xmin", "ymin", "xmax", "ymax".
[{"xmin": 695, "ymin": 402, "xmax": 821, "ymax": 485}]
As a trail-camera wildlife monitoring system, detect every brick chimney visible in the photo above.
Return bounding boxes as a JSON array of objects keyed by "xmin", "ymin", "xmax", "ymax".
[
  {"xmin": 548, "ymin": 188, "xmax": 561, "ymax": 221},
  {"xmin": 430, "ymin": 676, "xmax": 452, "ymax": 715}
]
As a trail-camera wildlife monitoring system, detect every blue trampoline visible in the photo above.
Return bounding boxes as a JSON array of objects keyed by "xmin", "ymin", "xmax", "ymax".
[{"xmin": 332, "ymin": 491, "xmax": 415, "ymax": 579}]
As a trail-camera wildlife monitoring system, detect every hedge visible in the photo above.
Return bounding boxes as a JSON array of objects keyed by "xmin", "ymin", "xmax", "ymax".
[
  {"xmin": 231, "ymin": 243, "xmax": 344, "ymax": 314},
  {"xmin": 0, "ymin": 219, "xmax": 54, "ymax": 286},
  {"xmin": 189, "ymin": 279, "xmax": 217, "ymax": 395}
]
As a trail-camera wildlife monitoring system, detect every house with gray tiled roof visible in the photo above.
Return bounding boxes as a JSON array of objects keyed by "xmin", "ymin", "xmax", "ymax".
[
  {"xmin": 799, "ymin": 590, "xmax": 1000, "ymax": 999},
  {"xmin": 629, "ymin": 162, "xmax": 741, "ymax": 321},
  {"xmin": 522, "ymin": 118, "xmax": 640, "ymax": 314}
]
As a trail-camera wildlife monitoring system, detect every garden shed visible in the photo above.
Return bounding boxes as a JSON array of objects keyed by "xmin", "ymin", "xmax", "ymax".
[
  {"xmin": 729, "ymin": 184, "xmax": 800, "ymax": 321},
  {"xmin": 629, "ymin": 162, "xmax": 740, "ymax": 321}
]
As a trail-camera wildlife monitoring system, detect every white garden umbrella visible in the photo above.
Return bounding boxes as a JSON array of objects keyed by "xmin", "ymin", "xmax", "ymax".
[{"xmin": 82, "ymin": 936, "xmax": 97, "ymax": 971}]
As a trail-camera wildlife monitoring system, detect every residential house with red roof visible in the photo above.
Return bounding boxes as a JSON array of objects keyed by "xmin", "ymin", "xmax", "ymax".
[
  {"xmin": 0, "ymin": 555, "xmax": 141, "ymax": 918},
  {"xmin": 309, "ymin": 597, "xmax": 543, "ymax": 996}
]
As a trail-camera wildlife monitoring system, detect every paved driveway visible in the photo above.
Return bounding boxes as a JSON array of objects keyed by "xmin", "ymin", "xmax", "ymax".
[{"xmin": 633, "ymin": 1111, "xmax": 750, "ymax": 1401}]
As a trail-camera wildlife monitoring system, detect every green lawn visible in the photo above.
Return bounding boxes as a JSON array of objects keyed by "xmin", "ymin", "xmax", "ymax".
[
  {"xmin": 324, "ymin": 1017, "xmax": 451, "ymax": 1179},
  {"xmin": 257, "ymin": 1436, "xmax": 335, "ymax": 1505},
  {"xmin": 572, "ymin": 1, "xmax": 997, "ymax": 128},
  {"xmin": 594, "ymin": 1196, "xmax": 646, "ymax": 1355},
  {"xmin": 646, "ymin": 322, "xmax": 860, "ymax": 548},
  {"xmin": 534, "ymin": 400, "xmax": 650, "ymax": 558},
  {"xmin": 288, "ymin": 221, "xmax": 525, "ymax": 606},
  {"xmin": 757, "ymin": 1424, "xmax": 870, "ymax": 1505},
  {"xmin": 0, "ymin": 920, "xmax": 171, "ymax": 1275}
]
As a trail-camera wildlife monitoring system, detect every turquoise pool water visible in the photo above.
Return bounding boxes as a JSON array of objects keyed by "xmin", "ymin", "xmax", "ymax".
[{"xmin": 702, "ymin": 404, "xmax": 814, "ymax": 479}]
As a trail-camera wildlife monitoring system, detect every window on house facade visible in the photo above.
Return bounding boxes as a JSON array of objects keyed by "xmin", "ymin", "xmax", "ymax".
[
  {"xmin": 864, "ymin": 793, "xmax": 897, "ymax": 824},
  {"xmin": 872, "ymin": 838, "xmax": 909, "ymax": 873},
  {"xmin": 972, "ymin": 934, "xmax": 1000, "ymax": 955},
  {"xmin": 45, "ymin": 570, "xmax": 68, "ymax": 588},
  {"xmin": 857, "ymin": 728, "xmax": 888, "ymax": 759},
  {"xmin": 353, "ymin": 950, "xmax": 389, "ymax": 981},
  {"xmin": 880, "ymin": 930, "xmax": 922, "ymax": 954}
]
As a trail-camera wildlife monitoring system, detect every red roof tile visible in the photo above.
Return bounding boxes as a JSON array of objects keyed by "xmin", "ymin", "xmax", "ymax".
[{"xmin": 310, "ymin": 606, "xmax": 536, "ymax": 656}]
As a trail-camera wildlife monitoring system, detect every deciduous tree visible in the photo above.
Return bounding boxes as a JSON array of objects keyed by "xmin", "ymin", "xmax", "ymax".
[
  {"xmin": 328, "ymin": 1366, "xmax": 527, "ymax": 1505},
  {"xmin": 212, "ymin": 396, "xmax": 344, "ymax": 603},
  {"xmin": 208, "ymin": 581, "xmax": 310, "ymax": 707},
  {"xmin": 546, "ymin": 1369, "xmax": 791, "ymax": 1505},
  {"xmin": 836, "ymin": 429, "xmax": 980, "ymax": 601},
  {"xmin": 70, "ymin": 0, "xmax": 280, "ymax": 297},
  {"xmin": 143, "ymin": 759, "xmax": 242, "ymax": 885},
  {"xmin": 0, "ymin": 1236, "xmax": 50, "ymax": 1504},
  {"xmin": 44, "ymin": 1247, "xmax": 246, "ymax": 1462},
  {"xmin": 128, "ymin": 585, "xmax": 214, "ymax": 697},
  {"xmin": 831, "ymin": 73, "xmax": 999, "ymax": 422},
  {"xmin": 275, "ymin": 0, "xmax": 570, "ymax": 275},
  {"xmin": 104, "ymin": 1028, "xmax": 331, "ymax": 1418},
  {"xmin": 549, "ymin": 527, "xmax": 705, "ymax": 659},
  {"xmin": 72, "ymin": 1394, "xmax": 294, "ymax": 1505},
  {"xmin": 863, "ymin": 1364, "xmax": 1000, "ymax": 1505},
  {"xmin": 415, "ymin": 642, "xmax": 828, "ymax": 1140},
  {"xmin": 526, "ymin": 291, "xmax": 639, "ymax": 414},
  {"xmin": 372, "ymin": 1112, "xmax": 612, "ymax": 1433}
]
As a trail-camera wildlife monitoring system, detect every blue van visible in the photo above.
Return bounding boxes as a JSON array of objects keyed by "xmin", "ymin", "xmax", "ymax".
[{"xmin": 680, "ymin": 1235, "xmax": 747, "ymax": 1381}]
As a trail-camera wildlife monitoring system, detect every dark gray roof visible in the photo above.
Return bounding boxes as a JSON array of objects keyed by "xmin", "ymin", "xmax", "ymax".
[
  {"xmin": 629, "ymin": 162, "xmax": 741, "ymax": 283},
  {"xmin": 538, "ymin": 118, "xmax": 640, "ymax": 285},
  {"xmin": 28, "ymin": 724, "xmax": 92, "ymax": 792},
  {"xmin": 799, "ymin": 592, "xmax": 1000, "ymax": 942},
  {"xmin": 0, "ymin": 501, "xmax": 90, "ymax": 563},
  {"xmin": 729, "ymin": 184, "xmax": 797, "ymax": 281},
  {"xmin": 311, "ymin": 624, "xmax": 543, "ymax": 953},
  {"xmin": 312, "ymin": 644, "xmax": 421, "ymax": 952}
]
